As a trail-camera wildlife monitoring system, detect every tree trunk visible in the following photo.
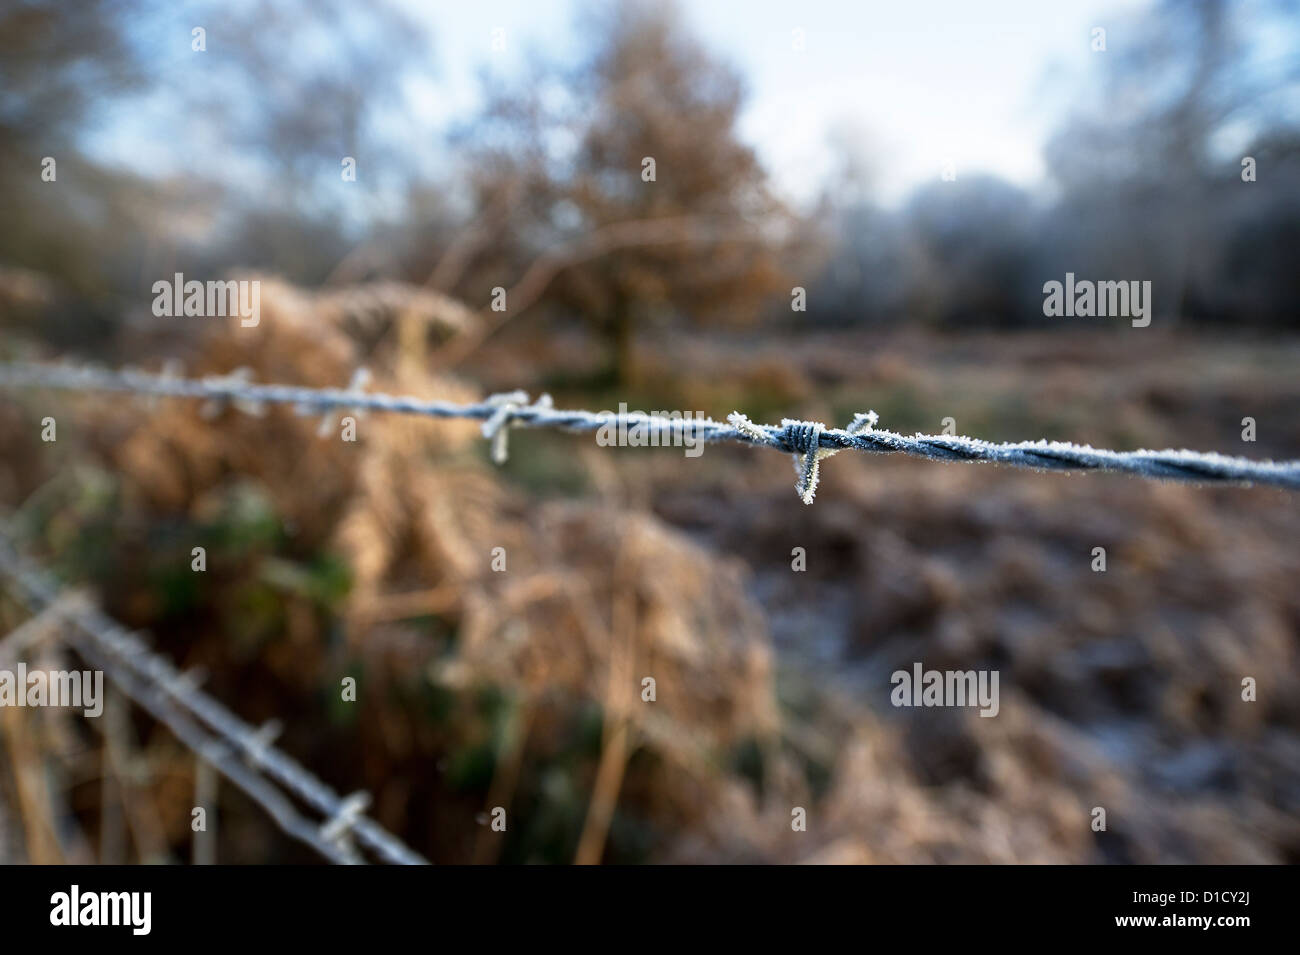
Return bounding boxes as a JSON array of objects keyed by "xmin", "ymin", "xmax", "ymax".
[{"xmin": 610, "ymin": 300, "xmax": 636, "ymax": 386}]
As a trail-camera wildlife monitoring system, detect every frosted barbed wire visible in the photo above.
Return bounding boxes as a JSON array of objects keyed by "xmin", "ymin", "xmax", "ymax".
[
  {"xmin": 0, "ymin": 537, "xmax": 429, "ymax": 865},
  {"xmin": 1, "ymin": 361, "xmax": 1298, "ymax": 501},
  {"xmin": 73, "ymin": 637, "xmax": 365, "ymax": 865}
]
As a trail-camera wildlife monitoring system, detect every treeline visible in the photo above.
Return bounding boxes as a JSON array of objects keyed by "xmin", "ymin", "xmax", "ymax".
[
  {"xmin": 807, "ymin": 0, "xmax": 1300, "ymax": 329},
  {"xmin": 1, "ymin": 0, "xmax": 1297, "ymax": 371},
  {"xmin": 806, "ymin": 135, "xmax": 1300, "ymax": 329}
]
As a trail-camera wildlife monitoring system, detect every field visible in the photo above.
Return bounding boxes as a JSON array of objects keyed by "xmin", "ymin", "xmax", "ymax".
[{"xmin": 3, "ymin": 291, "xmax": 1296, "ymax": 863}]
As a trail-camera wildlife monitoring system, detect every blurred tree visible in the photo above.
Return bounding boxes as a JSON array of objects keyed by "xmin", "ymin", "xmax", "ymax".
[
  {"xmin": 1042, "ymin": 0, "xmax": 1300, "ymax": 326},
  {"xmin": 1212, "ymin": 129, "xmax": 1300, "ymax": 326},
  {"xmin": 807, "ymin": 134, "xmax": 1038, "ymax": 329},
  {"xmin": 0, "ymin": 0, "xmax": 146, "ymax": 302},
  {"xmin": 458, "ymin": 0, "xmax": 790, "ymax": 384},
  {"xmin": 806, "ymin": 0, "xmax": 1300, "ymax": 333},
  {"xmin": 903, "ymin": 177, "xmax": 1040, "ymax": 328},
  {"xmin": 0, "ymin": 0, "xmax": 143, "ymax": 164},
  {"xmin": 186, "ymin": 0, "xmax": 427, "ymax": 210},
  {"xmin": 0, "ymin": 0, "xmax": 431, "ymax": 331}
]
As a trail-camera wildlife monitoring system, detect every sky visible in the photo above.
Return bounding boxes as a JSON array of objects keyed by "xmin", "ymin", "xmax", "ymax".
[
  {"xmin": 397, "ymin": 0, "xmax": 1156, "ymax": 206},
  {"xmin": 81, "ymin": 0, "xmax": 1206, "ymax": 217}
]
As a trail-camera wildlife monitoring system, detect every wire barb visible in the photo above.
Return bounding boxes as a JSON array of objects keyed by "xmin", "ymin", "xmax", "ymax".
[
  {"xmin": 481, "ymin": 390, "xmax": 553, "ymax": 464},
  {"xmin": 320, "ymin": 792, "xmax": 373, "ymax": 844},
  {"xmin": 317, "ymin": 367, "xmax": 371, "ymax": 437},
  {"xmin": 780, "ymin": 419, "xmax": 825, "ymax": 504}
]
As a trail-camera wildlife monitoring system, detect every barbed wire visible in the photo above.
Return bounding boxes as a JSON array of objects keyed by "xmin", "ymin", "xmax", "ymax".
[
  {"xmin": 0, "ymin": 536, "xmax": 429, "ymax": 865},
  {"xmin": 1, "ymin": 361, "xmax": 1298, "ymax": 502},
  {"xmin": 73, "ymin": 636, "xmax": 366, "ymax": 865}
]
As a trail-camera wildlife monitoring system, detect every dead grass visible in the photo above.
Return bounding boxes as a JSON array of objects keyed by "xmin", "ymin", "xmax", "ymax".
[{"xmin": 2, "ymin": 277, "xmax": 1297, "ymax": 862}]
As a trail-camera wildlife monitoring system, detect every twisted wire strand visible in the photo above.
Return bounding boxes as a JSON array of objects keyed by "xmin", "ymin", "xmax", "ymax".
[
  {"xmin": 0, "ymin": 536, "xmax": 429, "ymax": 865},
  {"xmin": 1, "ymin": 361, "xmax": 1297, "ymax": 498},
  {"xmin": 71, "ymin": 635, "xmax": 364, "ymax": 865}
]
